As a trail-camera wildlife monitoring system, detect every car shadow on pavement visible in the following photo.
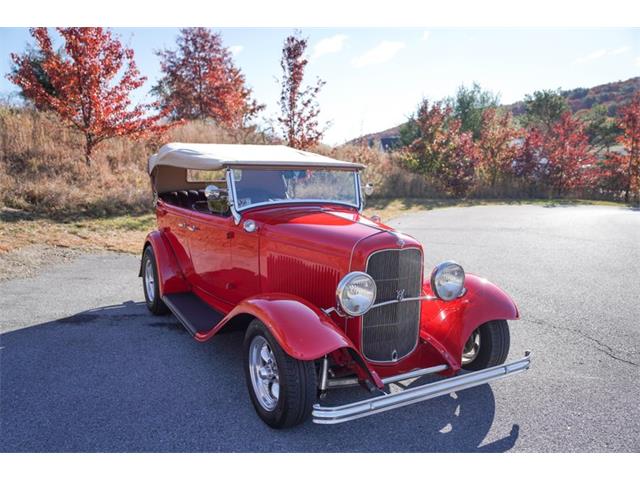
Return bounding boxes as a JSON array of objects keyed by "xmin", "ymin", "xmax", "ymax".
[{"xmin": 0, "ymin": 301, "xmax": 519, "ymax": 453}]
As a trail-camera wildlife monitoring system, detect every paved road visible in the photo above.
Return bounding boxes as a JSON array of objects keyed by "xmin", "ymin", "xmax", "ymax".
[{"xmin": 1, "ymin": 205, "xmax": 638, "ymax": 452}]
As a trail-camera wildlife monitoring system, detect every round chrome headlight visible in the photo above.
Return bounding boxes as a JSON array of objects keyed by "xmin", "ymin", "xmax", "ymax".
[
  {"xmin": 336, "ymin": 271, "xmax": 377, "ymax": 316},
  {"xmin": 430, "ymin": 261, "xmax": 465, "ymax": 301}
]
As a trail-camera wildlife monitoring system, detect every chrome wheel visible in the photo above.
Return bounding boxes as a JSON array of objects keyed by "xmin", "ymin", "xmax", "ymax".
[
  {"xmin": 144, "ymin": 257, "xmax": 155, "ymax": 302},
  {"xmin": 462, "ymin": 328, "xmax": 481, "ymax": 365},
  {"xmin": 248, "ymin": 335, "xmax": 280, "ymax": 411}
]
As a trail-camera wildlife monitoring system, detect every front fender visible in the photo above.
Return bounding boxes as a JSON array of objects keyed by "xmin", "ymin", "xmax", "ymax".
[
  {"xmin": 141, "ymin": 230, "xmax": 189, "ymax": 296},
  {"xmin": 420, "ymin": 274, "xmax": 519, "ymax": 371},
  {"xmin": 198, "ymin": 293, "xmax": 384, "ymax": 388}
]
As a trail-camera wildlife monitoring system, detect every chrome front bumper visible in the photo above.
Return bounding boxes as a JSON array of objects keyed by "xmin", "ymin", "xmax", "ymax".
[{"xmin": 312, "ymin": 351, "xmax": 531, "ymax": 424}]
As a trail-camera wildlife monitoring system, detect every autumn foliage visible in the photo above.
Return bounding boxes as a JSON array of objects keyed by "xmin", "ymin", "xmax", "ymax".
[
  {"xmin": 512, "ymin": 128, "xmax": 545, "ymax": 182},
  {"xmin": 3, "ymin": 27, "xmax": 640, "ymax": 210},
  {"xmin": 154, "ymin": 28, "xmax": 263, "ymax": 128},
  {"xmin": 474, "ymin": 108, "xmax": 520, "ymax": 187},
  {"xmin": 277, "ymin": 33, "xmax": 327, "ymax": 150},
  {"xmin": 541, "ymin": 112, "xmax": 595, "ymax": 194},
  {"xmin": 8, "ymin": 28, "xmax": 170, "ymax": 165},
  {"xmin": 607, "ymin": 93, "xmax": 640, "ymax": 202},
  {"xmin": 402, "ymin": 99, "xmax": 602, "ymax": 198},
  {"xmin": 403, "ymin": 100, "xmax": 476, "ymax": 196}
]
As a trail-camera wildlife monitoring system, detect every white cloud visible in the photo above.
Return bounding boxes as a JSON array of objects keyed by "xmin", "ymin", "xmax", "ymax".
[
  {"xmin": 574, "ymin": 46, "xmax": 633, "ymax": 64},
  {"xmin": 422, "ymin": 31, "xmax": 430, "ymax": 41},
  {"xmin": 352, "ymin": 41, "xmax": 405, "ymax": 68},
  {"xmin": 574, "ymin": 48, "xmax": 607, "ymax": 64},
  {"xmin": 611, "ymin": 45, "xmax": 631, "ymax": 55},
  {"xmin": 229, "ymin": 45, "xmax": 243, "ymax": 56},
  {"xmin": 312, "ymin": 34, "xmax": 348, "ymax": 59},
  {"xmin": 636, "ymin": 56, "xmax": 640, "ymax": 67}
]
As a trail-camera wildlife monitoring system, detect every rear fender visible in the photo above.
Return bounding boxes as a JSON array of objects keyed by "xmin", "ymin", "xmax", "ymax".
[
  {"xmin": 141, "ymin": 230, "xmax": 189, "ymax": 296},
  {"xmin": 420, "ymin": 273, "xmax": 519, "ymax": 371},
  {"xmin": 199, "ymin": 293, "xmax": 384, "ymax": 388}
]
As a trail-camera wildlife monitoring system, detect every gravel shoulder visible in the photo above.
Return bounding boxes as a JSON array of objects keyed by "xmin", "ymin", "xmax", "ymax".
[{"xmin": 0, "ymin": 245, "xmax": 81, "ymax": 282}]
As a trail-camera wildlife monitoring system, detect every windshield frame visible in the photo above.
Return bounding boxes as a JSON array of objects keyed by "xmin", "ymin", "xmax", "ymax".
[{"xmin": 227, "ymin": 166, "xmax": 363, "ymax": 214}]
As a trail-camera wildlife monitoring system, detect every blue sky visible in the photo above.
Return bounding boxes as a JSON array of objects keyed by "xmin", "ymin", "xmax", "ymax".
[{"xmin": 0, "ymin": 28, "xmax": 638, "ymax": 144}]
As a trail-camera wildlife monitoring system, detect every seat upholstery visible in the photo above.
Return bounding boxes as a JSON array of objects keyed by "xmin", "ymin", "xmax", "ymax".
[
  {"xmin": 159, "ymin": 189, "xmax": 209, "ymax": 210},
  {"xmin": 176, "ymin": 191, "xmax": 189, "ymax": 208}
]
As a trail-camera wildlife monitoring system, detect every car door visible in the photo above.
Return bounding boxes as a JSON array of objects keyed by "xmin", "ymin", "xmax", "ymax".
[
  {"xmin": 188, "ymin": 209, "xmax": 233, "ymax": 305},
  {"xmin": 225, "ymin": 218, "xmax": 261, "ymax": 304},
  {"xmin": 157, "ymin": 199, "xmax": 194, "ymax": 276}
]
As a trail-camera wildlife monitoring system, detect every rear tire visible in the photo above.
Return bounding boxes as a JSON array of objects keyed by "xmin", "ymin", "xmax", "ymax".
[
  {"xmin": 463, "ymin": 320, "xmax": 510, "ymax": 371},
  {"xmin": 243, "ymin": 319, "xmax": 317, "ymax": 429},
  {"xmin": 142, "ymin": 246, "xmax": 169, "ymax": 315}
]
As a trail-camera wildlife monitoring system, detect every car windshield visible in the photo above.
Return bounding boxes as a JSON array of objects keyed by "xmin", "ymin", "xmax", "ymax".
[{"xmin": 230, "ymin": 168, "xmax": 359, "ymax": 211}]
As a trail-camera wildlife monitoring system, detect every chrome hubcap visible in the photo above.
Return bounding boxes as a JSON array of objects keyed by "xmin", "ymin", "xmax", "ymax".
[
  {"xmin": 248, "ymin": 335, "xmax": 280, "ymax": 411},
  {"xmin": 144, "ymin": 257, "xmax": 155, "ymax": 302},
  {"xmin": 462, "ymin": 328, "xmax": 481, "ymax": 365}
]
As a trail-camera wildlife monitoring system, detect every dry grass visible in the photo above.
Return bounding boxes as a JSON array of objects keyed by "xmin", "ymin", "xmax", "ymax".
[
  {"xmin": 0, "ymin": 209, "xmax": 155, "ymax": 254},
  {"xmin": 0, "ymin": 107, "xmax": 272, "ymax": 217}
]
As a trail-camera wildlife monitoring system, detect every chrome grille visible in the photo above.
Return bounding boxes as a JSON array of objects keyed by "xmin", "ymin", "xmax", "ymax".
[{"xmin": 362, "ymin": 248, "xmax": 423, "ymax": 362}]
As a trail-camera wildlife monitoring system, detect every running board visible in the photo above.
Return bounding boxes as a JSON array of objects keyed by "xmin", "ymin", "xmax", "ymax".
[
  {"xmin": 162, "ymin": 292, "xmax": 224, "ymax": 337},
  {"xmin": 312, "ymin": 351, "xmax": 532, "ymax": 425}
]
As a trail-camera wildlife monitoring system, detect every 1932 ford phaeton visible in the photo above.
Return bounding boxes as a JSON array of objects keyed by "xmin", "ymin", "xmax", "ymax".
[{"xmin": 141, "ymin": 143, "xmax": 531, "ymax": 428}]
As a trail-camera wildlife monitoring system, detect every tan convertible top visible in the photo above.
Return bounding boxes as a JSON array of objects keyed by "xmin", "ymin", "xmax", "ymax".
[{"xmin": 148, "ymin": 143, "xmax": 363, "ymax": 174}]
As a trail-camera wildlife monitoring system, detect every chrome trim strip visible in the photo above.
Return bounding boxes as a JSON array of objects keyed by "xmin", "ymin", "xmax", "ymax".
[
  {"xmin": 326, "ymin": 376, "xmax": 361, "ymax": 388},
  {"xmin": 227, "ymin": 167, "xmax": 361, "ymax": 214},
  {"xmin": 225, "ymin": 169, "xmax": 242, "ymax": 224},
  {"xmin": 356, "ymin": 171, "xmax": 364, "ymax": 213},
  {"xmin": 312, "ymin": 351, "xmax": 532, "ymax": 424},
  {"xmin": 381, "ymin": 364, "xmax": 448, "ymax": 384},
  {"xmin": 369, "ymin": 294, "xmax": 437, "ymax": 310},
  {"xmin": 361, "ymin": 247, "xmax": 423, "ymax": 364},
  {"xmin": 322, "ymin": 294, "xmax": 440, "ymax": 318},
  {"xmin": 237, "ymin": 198, "xmax": 360, "ymax": 212}
]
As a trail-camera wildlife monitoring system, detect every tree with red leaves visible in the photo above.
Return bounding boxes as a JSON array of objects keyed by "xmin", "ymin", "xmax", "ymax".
[
  {"xmin": 403, "ymin": 99, "xmax": 476, "ymax": 196},
  {"xmin": 543, "ymin": 112, "xmax": 594, "ymax": 195},
  {"xmin": 154, "ymin": 28, "xmax": 263, "ymax": 128},
  {"xmin": 513, "ymin": 114, "xmax": 594, "ymax": 196},
  {"xmin": 608, "ymin": 93, "xmax": 640, "ymax": 203},
  {"xmin": 8, "ymin": 28, "xmax": 170, "ymax": 165},
  {"xmin": 512, "ymin": 128, "xmax": 545, "ymax": 182},
  {"xmin": 277, "ymin": 33, "xmax": 327, "ymax": 150},
  {"xmin": 475, "ymin": 108, "xmax": 520, "ymax": 187}
]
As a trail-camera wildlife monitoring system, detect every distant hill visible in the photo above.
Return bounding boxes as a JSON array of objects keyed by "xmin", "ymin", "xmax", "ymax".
[
  {"xmin": 507, "ymin": 76, "xmax": 640, "ymax": 117},
  {"xmin": 348, "ymin": 76, "xmax": 640, "ymax": 149}
]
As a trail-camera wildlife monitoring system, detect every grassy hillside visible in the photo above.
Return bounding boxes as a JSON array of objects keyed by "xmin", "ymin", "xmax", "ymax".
[{"xmin": 0, "ymin": 106, "xmax": 271, "ymax": 217}]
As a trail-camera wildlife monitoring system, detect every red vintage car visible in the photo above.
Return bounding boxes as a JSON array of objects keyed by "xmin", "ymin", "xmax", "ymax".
[{"xmin": 141, "ymin": 143, "xmax": 531, "ymax": 428}]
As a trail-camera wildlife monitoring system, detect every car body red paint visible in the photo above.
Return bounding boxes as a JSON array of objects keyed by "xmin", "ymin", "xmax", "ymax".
[
  {"xmin": 141, "ymin": 145, "xmax": 526, "ymax": 425},
  {"xmin": 144, "ymin": 200, "xmax": 519, "ymax": 380}
]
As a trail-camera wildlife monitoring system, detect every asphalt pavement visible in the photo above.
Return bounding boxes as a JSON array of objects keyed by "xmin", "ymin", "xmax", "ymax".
[{"xmin": 1, "ymin": 205, "xmax": 638, "ymax": 452}]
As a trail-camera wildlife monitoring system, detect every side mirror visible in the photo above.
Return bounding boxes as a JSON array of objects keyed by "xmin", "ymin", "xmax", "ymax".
[
  {"xmin": 364, "ymin": 183, "xmax": 374, "ymax": 196},
  {"xmin": 204, "ymin": 185, "xmax": 230, "ymax": 215}
]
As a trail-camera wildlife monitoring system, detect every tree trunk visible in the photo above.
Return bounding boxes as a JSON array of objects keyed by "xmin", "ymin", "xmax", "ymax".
[
  {"xmin": 624, "ymin": 154, "xmax": 633, "ymax": 203},
  {"xmin": 84, "ymin": 136, "xmax": 93, "ymax": 166}
]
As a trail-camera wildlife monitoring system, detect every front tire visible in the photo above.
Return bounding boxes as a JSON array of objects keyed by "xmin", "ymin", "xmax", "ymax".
[
  {"xmin": 243, "ymin": 319, "xmax": 317, "ymax": 428},
  {"xmin": 142, "ymin": 246, "xmax": 169, "ymax": 315},
  {"xmin": 462, "ymin": 320, "xmax": 510, "ymax": 371}
]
